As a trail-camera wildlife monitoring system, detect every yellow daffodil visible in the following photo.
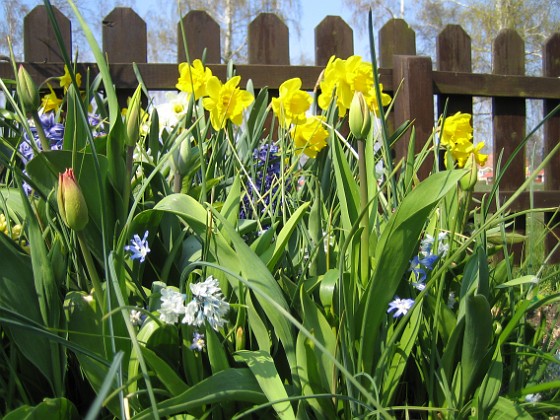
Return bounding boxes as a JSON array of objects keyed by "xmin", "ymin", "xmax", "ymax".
[
  {"xmin": 41, "ymin": 83, "xmax": 63, "ymax": 113},
  {"xmin": 59, "ymin": 65, "xmax": 82, "ymax": 92},
  {"xmin": 290, "ymin": 116, "xmax": 329, "ymax": 158},
  {"xmin": 271, "ymin": 77, "xmax": 312, "ymax": 128},
  {"xmin": 202, "ymin": 75, "xmax": 254, "ymax": 131},
  {"xmin": 365, "ymin": 83, "xmax": 392, "ymax": 114},
  {"xmin": 449, "ymin": 140, "xmax": 488, "ymax": 168},
  {"xmin": 318, "ymin": 55, "xmax": 390, "ymax": 118},
  {"xmin": 176, "ymin": 59, "xmax": 213, "ymax": 99},
  {"xmin": 440, "ymin": 112, "xmax": 473, "ymax": 147}
]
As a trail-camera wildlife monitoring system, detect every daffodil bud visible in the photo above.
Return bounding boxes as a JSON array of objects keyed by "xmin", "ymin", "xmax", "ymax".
[
  {"xmin": 459, "ymin": 154, "xmax": 478, "ymax": 191},
  {"xmin": 57, "ymin": 168, "xmax": 89, "ymax": 231},
  {"xmin": 349, "ymin": 91, "xmax": 371, "ymax": 140},
  {"xmin": 125, "ymin": 85, "xmax": 143, "ymax": 147},
  {"xmin": 17, "ymin": 65, "xmax": 40, "ymax": 111}
]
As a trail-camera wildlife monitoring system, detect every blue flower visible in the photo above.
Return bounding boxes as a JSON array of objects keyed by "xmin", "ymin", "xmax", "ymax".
[
  {"xmin": 387, "ymin": 297, "xmax": 415, "ymax": 318},
  {"xmin": 183, "ymin": 276, "xmax": 230, "ymax": 330},
  {"xmin": 190, "ymin": 332, "xmax": 205, "ymax": 351},
  {"xmin": 19, "ymin": 112, "xmax": 64, "ymax": 164},
  {"xmin": 125, "ymin": 231, "xmax": 150, "ymax": 262}
]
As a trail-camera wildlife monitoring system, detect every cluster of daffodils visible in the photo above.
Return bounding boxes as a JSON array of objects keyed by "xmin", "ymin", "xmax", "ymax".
[
  {"xmin": 175, "ymin": 59, "xmax": 254, "ymax": 131},
  {"xmin": 158, "ymin": 276, "xmax": 230, "ymax": 350},
  {"xmin": 439, "ymin": 111, "xmax": 488, "ymax": 170}
]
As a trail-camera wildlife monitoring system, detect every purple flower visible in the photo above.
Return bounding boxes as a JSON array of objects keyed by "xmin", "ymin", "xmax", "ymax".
[
  {"xmin": 190, "ymin": 332, "xmax": 205, "ymax": 351},
  {"xmin": 125, "ymin": 231, "xmax": 150, "ymax": 262},
  {"xmin": 387, "ymin": 297, "xmax": 415, "ymax": 318},
  {"xmin": 19, "ymin": 112, "xmax": 64, "ymax": 164}
]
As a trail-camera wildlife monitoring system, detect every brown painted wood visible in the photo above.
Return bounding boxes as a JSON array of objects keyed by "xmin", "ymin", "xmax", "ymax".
[
  {"xmin": 392, "ymin": 55, "xmax": 434, "ymax": 179},
  {"xmin": 543, "ymin": 32, "xmax": 560, "ymax": 262},
  {"xmin": 436, "ymin": 25, "xmax": 472, "ymax": 116},
  {"xmin": 102, "ymin": 8, "xmax": 146, "ymax": 63},
  {"xmin": 248, "ymin": 13, "xmax": 289, "ymax": 65},
  {"xmin": 493, "ymin": 28, "xmax": 526, "ymax": 262},
  {"xmin": 102, "ymin": 7, "xmax": 147, "ymax": 107},
  {"xmin": 178, "ymin": 10, "xmax": 221, "ymax": 64},
  {"xmin": 314, "ymin": 16, "xmax": 353, "ymax": 66},
  {"xmin": 378, "ymin": 19, "xmax": 416, "ymax": 69},
  {"xmin": 24, "ymin": 5, "xmax": 71, "ymax": 62}
]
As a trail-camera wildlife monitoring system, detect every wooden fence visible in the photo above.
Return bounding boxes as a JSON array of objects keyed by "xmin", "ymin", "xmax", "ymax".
[{"xmin": 1, "ymin": 6, "xmax": 560, "ymax": 263}]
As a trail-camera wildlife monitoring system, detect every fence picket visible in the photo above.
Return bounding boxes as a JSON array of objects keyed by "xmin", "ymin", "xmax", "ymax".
[
  {"xmin": 493, "ymin": 29, "xmax": 526, "ymax": 262},
  {"xmin": 24, "ymin": 5, "xmax": 71, "ymax": 62},
  {"xmin": 248, "ymin": 13, "xmax": 289, "ymax": 65},
  {"xmin": 314, "ymin": 16, "xmax": 354, "ymax": 66},
  {"xmin": 178, "ymin": 10, "xmax": 221, "ymax": 64},
  {"xmin": 543, "ymin": 33, "xmax": 560, "ymax": 263}
]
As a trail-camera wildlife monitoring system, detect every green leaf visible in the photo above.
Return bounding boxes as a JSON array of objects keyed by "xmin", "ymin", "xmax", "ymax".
[
  {"xmin": 488, "ymin": 397, "xmax": 532, "ymax": 419},
  {"xmin": 477, "ymin": 346, "xmax": 503, "ymax": 418},
  {"xmin": 3, "ymin": 397, "xmax": 79, "ymax": 420},
  {"xmin": 330, "ymin": 129, "xmax": 359, "ymax": 235},
  {"xmin": 133, "ymin": 368, "xmax": 266, "ymax": 419},
  {"xmin": 266, "ymin": 202, "xmax": 310, "ymax": 270},
  {"xmin": 359, "ymin": 169, "xmax": 466, "ymax": 373},
  {"xmin": 206, "ymin": 325, "xmax": 230, "ymax": 374},
  {"xmin": 461, "ymin": 294, "xmax": 493, "ymax": 401},
  {"xmin": 141, "ymin": 346, "xmax": 189, "ymax": 396},
  {"xmin": 235, "ymin": 350, "xmax": 296, "ymax": 420}
]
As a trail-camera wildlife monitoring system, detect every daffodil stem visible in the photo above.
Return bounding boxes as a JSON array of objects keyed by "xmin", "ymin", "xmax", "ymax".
[
  {"xmin": 31, "ymin": 111, "xmax": 51, "ymax": 151},
  {"xmin": 78, "ymin": 232, "xmax": 104, "ymax": 308},
  {"xmin": 358, "ymin": 139, "xmax": 370, "ymax": 283},
  {"xmin": 173, "ymin": 172, "xmax": 182, "ymax": 193}
]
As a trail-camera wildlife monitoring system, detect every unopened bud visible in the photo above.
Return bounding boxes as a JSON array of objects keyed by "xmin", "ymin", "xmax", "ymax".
[
  {"xmin": 57, "ymin": 168, "xmax": 89, "ymax": 231},
  {"xmin": 125, "ymin": 85, "xmax": 143, "ymax": 147},
  {"xmin": 17, "ymin": 65, "xmax": 40, "ymax": 111},
  {"xmin": 172, "ymin": 136, "xmax": 192, "ymax": 176},
  {"xmin": 349, "ymin": 92, "xmax": 371, "ymax": 140}
]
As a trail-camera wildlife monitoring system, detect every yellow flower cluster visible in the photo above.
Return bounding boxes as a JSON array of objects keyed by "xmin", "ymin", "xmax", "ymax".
[
  {"xmin": 0, "ymin": 213, "xmax": 28, "ymax": 251},
  {"xmin": 176, "ymin": 59, "xmax": 254, "ymax": 131},
  {"xmin": 41, "ymin": 65, "xmax": 82, "ymax": 113},
  {"xmin": 271, "ymin": 77, "xmax": 328, "ymax": 158},
  {"xmin": 318, "ymin": 55, "xmax": 391, "ymax": 117},
  {"xmin": 440, "ymin": 112, "xmax": 488, "ymax": 168}
]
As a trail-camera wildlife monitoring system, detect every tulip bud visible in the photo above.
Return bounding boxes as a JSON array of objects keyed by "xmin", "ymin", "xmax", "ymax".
[
  {"xmin": 172, "ymin": 137, "xmax": 192, "ymax": 177},
  {"xmin": 349, "ymin": 91, "xmax": 371, "ymax": 140},
  {"xmin": 459, "ymin": 154, "xmax": 478, "ymax": 191},
  {"xmin": 125, "ymin": 85, "xmax": 143, "ymax": 147},
  {"xmin": 57, "ymin": 168, "xmax": 89, "ymax": 231},
  {"xmin": 17, "ymin": 65, "xmax": 40, "ymax": 111}
]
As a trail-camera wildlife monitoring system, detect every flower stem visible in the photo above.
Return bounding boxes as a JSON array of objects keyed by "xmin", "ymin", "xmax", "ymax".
[
  {"xmin": 31, "ymin": 111, "xmax": 51, "ymax": 151},
  {"xmin": 78, "ymin": 232, "xmax": 104, "ymax": 308},
  {"xmin": 358, "ymin": 140, "xmax": 370, "ymax": 283}
]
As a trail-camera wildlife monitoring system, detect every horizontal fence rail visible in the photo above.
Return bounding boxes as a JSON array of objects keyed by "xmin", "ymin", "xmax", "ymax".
[{"xmin": 1, "ymin": 5, "xmax": 560, "ymax": 262}]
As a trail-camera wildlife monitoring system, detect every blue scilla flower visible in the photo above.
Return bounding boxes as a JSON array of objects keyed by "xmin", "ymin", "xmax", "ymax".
[
  {"xmin": 125, "ymin": 230, "xmax": 151, "ymax": 263},
  {"xmin": 240, "ymin": 143, "xmax": 282, "ymax": 219},
  {"xmin": 387, "ymin": 297, "xmax": 415, "ymax": 318},
  {"xmin": 19, "ymin": 112, "xmax": 64, "ymax": 163}
]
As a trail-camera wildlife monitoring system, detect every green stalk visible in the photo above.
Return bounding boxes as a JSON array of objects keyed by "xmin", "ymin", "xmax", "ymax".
[
  {"xmin": 31, "ymin": 111, "xmax": 51, "ymax": 151},
  {"xmin": 78, "ymin": 232, "xmax": 104, "ymax": 308},
  {"xmin": 358, "ymin": 139, "xmax": 370, "ymax": 284}
]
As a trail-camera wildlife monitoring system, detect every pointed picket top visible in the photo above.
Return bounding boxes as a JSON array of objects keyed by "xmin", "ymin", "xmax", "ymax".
[
  {"xmin": 493, "ymin": 28, "xmax": 524, "ymax": 75},
  {"xmin": 314, "ymin": 16, "xmax": 353, "ymax": 66},
  {"xmin": 103, "ymin": 7, "xmax": 147, "ymax": 63},
  {"xmin": 24, "ymin": 5, "xmax": 71, "ymax": 62},
  {"xmin": 543, "ymin": 32, "xmax": 560, "ymax": 76},
  {"xmin": 248, "ymin": 13, "xmax": 289, "ymax": 64},
  {"xmin": 178, "ymin": 10, "xmax": 221, "ymax": 64},
  {"xmin": 378, "ymin": 18, "xmax": 416, "ymax": 68},
  {"xmin": 437, "ymin": 24, "xmax": 471, "ymax": 72}
]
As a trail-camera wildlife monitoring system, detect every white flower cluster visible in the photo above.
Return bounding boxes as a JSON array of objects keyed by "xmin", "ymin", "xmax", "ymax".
[{"xmin": 159, "ymin": 276, "xmax": 230, "ymax": 331}]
